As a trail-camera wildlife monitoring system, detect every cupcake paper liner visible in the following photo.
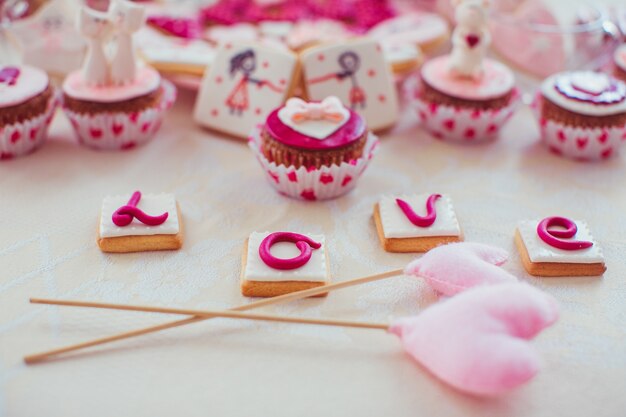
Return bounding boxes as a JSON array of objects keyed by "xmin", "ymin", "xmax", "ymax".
[
  {"xmin": 531, "ymin": 94, "xmax": 626, "ymax": 161},
  {"xmin": 249, "ymin": 127, "xmax": 380, "ymax": 201},
  {"xmin": 63, "ymin": 80, "xmax": 176, "ymax": 151},
  {"xmin": 403, "ymin": 74, "xmax": 521, "ymax": 144},
  {"xmin": 412, "ymin": 89, "xmax": 521, "ymax": 143},
  {"xmin": 0, "ymin": 88, "xmax": 59, "ymax": 160}
]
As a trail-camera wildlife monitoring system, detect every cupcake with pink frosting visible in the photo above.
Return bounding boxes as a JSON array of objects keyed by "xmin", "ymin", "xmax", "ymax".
[
  {"xmin": 61, "ymin": 2, "xmax": 175, "ymax": 151},
  {"xmin": 0, "ymin": 65, "xmax": 58, "ymax": 160},
  {"xmin": 249, "ymin": 96, "xmax": 379, "ymax": 201},
  {"xmin": 410, "ymin": 0, "xmax": 519, "ymax": 143},
  {"xmin": 533, "ymin": 71, "xmax": 626, "ymax": 161}
]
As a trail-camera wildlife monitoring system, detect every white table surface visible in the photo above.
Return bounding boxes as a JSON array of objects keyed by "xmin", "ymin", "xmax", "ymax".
[{"xmin": 1, "ymin": 85, "xmax": 625, "ymax": 417}]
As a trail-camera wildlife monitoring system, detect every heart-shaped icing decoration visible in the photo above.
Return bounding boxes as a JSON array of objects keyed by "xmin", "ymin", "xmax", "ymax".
[
  {"xmin": 278, "ymin": 96, "xmax": 350, "ymax": 140},
  {"xmin": 389, "ymin": 283, "xmax": 559, "ymax": 396},
  {"xmin": 570, "ymin": 72, "xmax": 610, "ymax": 96},
  {"xmin": 404, "ymin": 242, "xmax": 517, "ymax": 296},
  {"xmin": 466, "ymin": 34, "xmax": 480, "ymax": 48},
  {"xmin": 0, "ymin": 67, "xmax": 20, "ymax": 86}
]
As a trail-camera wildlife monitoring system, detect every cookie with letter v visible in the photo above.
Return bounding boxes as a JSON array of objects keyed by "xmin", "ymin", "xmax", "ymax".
[
  {"xmin": 241, "ymin": 232, "xmax": 330, "ymax": 297},
  {"xmin": 97, "ymin": 191, "xmax": 183, "ymax": 253},
  {"xmin": 300, "ymin": 38, "xmax": 399, "ymax": 132},
  {"xmin": 194, "ymin": 42, "xmax": 299, "ymax": 139},
  {"xmin": 515, "ymin": 217, "xmax": 606, "ymax": 277},
  {"xmin": 374, "ymin": 193, "xmax": 463, "ymax": 253}
]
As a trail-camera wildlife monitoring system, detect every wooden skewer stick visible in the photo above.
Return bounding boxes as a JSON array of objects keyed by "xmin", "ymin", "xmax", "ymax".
[
  {"xmin": 29, "ymin": 301, "xmax": 389, "ymax": 329},
  {"xmin": 23, "ymin": 306, "xmax": 388, "ymax": 364},
  {"xmin": 24, "ymin": 268, "xmax": 404, "ymax": 364}
]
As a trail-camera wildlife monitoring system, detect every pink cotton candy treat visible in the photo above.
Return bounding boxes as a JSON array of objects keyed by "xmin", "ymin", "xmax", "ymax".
[
  {"xmin": 404, "ymin": 242, "xmax": 517, "ymax": 296},
  {"xmin": 389, "ymin": 283, "xmax": 559, "ymax": 396}
]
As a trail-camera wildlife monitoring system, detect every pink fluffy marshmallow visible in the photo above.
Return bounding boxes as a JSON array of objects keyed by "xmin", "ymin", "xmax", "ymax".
[
  {"xmin": 389, "ymin": 283, "xmax": 560, "ymax": 396},
  {"xmin": 404, "ymin": 242, "xmax": 518, "ymax": 296}
]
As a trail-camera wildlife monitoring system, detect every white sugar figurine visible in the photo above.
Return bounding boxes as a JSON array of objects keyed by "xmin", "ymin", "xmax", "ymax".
[
  {"xmin": 78, "ymin": 7, "xmax": 112, "ymax": 86},
  {"xmin": 109, "ymin": 0, "xmax": 145, "ymax": 85},
  {"xmin": 448, "ymin": 0, "xmax": 491, "ymax": 80}
]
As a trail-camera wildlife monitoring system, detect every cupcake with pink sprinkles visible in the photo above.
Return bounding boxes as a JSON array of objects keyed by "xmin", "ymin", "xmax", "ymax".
[{"xmin": 410, "ymin": 0, "xmax": 519, "ymax": 143}]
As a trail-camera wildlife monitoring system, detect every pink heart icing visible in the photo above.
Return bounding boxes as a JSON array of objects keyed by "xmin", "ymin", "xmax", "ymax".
[
  {"xmin": 404, "ymin": 242, "xmax": 517, "ymax": 296},
  {"xmin": 389, "ymin": 283, "xmax": 559, "ymax": 396},
  {"xmin": 465, "ymin": 34, "xmax": 480, "ymax": 48}
]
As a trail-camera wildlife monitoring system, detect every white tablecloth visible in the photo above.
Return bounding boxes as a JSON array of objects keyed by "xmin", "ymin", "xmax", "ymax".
[{"xmin": 1, "ymin": 87, "xmax": 625, "ymax": 417}]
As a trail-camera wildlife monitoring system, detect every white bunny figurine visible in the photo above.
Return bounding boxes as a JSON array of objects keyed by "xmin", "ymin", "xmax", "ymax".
[
  {"xmin": 448, "ymin": 0, "xmax": 491, "ymax": 80},
  {"xmin": 109, "ymin": 0, "xmax": 145, "ymax": 85},
  {"xmin": 78, "ymin": 7, "xmax": 111, "ymax": 86}
]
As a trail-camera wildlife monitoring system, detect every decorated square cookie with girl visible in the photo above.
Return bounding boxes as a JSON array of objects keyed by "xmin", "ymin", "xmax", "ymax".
[
  {"xmin": 194, "ymin": 43, "xmax": 299, "ymax": 138},
  {"xmin": 300, "ymin": 38, "xmax": 399, "ymax": 132}
]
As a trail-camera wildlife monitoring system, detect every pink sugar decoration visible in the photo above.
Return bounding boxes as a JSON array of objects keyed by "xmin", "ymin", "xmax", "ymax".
[
  {"xmin": 258, "ymin": 232, "xmax": 321, "ymax": 270},
  {"xmin": 404, "ymin": 242, "xmax": 517, "ymax": 296},
  {"xmin": 389, "ymin": 283, "xmax": 559, "ymax": 396},
  {"xmin": 112, "ymin": 191, "xmax": 169, "ymax": 227},
  {"xmin": 10, "ymin": 130, "xmax": 20, "ymax": 143},
  {"xmin": 319, "ymin": 173, "xmax": 334, "ymax": 184}
]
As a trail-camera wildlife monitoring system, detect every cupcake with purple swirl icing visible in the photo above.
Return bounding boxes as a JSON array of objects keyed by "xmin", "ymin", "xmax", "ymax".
[{"xmin": 534, "ymin": 71, "xmax": 626, "ymax": 161}]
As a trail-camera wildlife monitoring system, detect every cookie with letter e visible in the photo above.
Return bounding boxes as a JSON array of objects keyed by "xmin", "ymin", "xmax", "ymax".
[
  {"xmin": 373, "ymin": 193, "xmax": 463, "ymax": 253},
  {"xmin": 241, "ymin": 232, "xmax": 330, "ymax": 297},
  {"xmin": 515, "ymin": 216, "xmax": 606, "ymax": 277},
  {"xmin": 97, "ymin": 191, "xmax": 183, "ymax": 253}
]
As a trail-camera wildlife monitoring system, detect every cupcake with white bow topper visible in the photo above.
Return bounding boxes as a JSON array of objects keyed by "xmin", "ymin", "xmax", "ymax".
[
  {"xmin": 61, "ymin": 0, "xmax": 176, "ymax": 151},
  {"xmin": 249, "ymin": 96, "xmax": 379, "ymax": 201},
  {"xmin": 533, "ymin": 71, "xmax": 626, "ymax": 161},
  {"xmin": 409, "ymin": 0, "xmax": 520, "ymax": 144}
]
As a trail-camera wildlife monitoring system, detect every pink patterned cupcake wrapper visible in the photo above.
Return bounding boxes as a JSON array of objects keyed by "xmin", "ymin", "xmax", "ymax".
[
  {"xmin": 412, "ymin": 88, "xmax": 521, "ymax": 144},
  {"xmin": 63, "ymin": 80, "xmax": 177, "ymax": 151},
  {"xmin": 537, "ymin": 119, "xmax": 625, "ymax": 161},
  {"xmin": 531, "ymin": 94, "xmax": 626, "ymax": 161},
  {"xmin": 249, "ymin": 127, "xmax": 379, "ymax": 201},
  {"xmin": 0, "ymin": 89, "xmax": 59, "ymax": 160}
]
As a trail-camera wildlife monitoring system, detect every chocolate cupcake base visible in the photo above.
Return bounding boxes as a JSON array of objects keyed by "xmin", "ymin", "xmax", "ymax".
[
  {"xmin": 0, "ymin": 85, "xmax": 55, "ymax": 127},
  {"xmin": 261, "ymin": 128, "xmax": 368, "ymax": 169},
  {"xmin": 63, "ymin": 86, "xmax": 164, "ymax": 115},
  {"xmin": 419, "ymin": 79, "xmax": 514, "ymax": 110},
  {"xmin": 540, "ymin": 97, "xmax": 626, "ymax": 129}
]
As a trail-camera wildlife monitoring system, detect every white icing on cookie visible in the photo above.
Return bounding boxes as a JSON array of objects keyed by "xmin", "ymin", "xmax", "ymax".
[
  {"xmin": 99, "ymin": 193, "xmax": 179, "ymax": 238},
  {"xmin": 379, "ymin": 194, "xmax": 461, "ymax": 238},
  {"xmin": 368, "ymin": 12, "xmax": 448, "ymax": 48},
  {"xmin": 541, "ymin": 72, "xmax": 626, "ymax": 116},
  {"xmin": 243, "ymin": 232, "xmax": 328, "ymax": 282},
  {"xmin": 517, "ymin": 220, "xmax": 604, "ymax": 264},
  {"xmin": 614, "ymin": 44, "xmax": 626, "ymax": 72},
  {"xmin": 382, "ymin": 42, "xmax": 421, "ymax": 65}
]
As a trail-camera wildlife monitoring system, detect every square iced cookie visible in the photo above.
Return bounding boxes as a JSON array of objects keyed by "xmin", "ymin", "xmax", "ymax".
[
  {"xmin": 373, "ymin": 193, "xmax": 462, "ymax": 253},
  {"xmin": 515, "ymin": 218, "xmax": 606, "ymax": 277},
  {"xmin": 97, "ymin": 191, "xmax": 183, "ymax": 253},
  {"xmin": 241, "ymin": 231, "xmax": 330, "ymax": 297},
  {"xmin": 193, "ymin": 42, "xmax": 299, "ymax": 139},
  {"xmin": 300, "ymin": 38, "xmax": 399, "ymax": 132}
]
